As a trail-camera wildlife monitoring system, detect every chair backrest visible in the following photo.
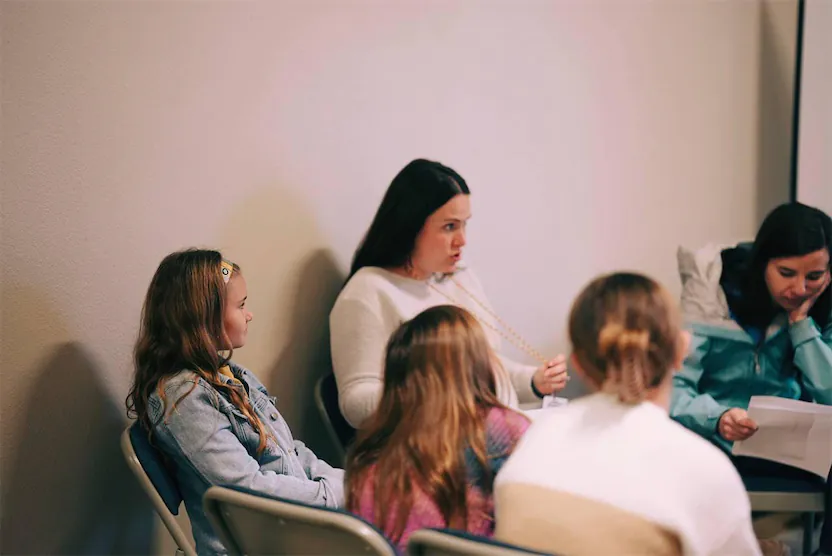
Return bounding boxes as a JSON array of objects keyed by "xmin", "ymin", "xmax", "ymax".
[
  {"xmin": 203, "ymin": 485, "xmax": 397, "ymax": 556},
  {"xmin": 121, "ymin": 425, "xmax": 196, "ymax": 556},
  {"xmin": 744, "ymin": 474, "xmax": 826, "ymax": 512},
  {"xmin": 495, "ymin": 484, "xmax": 682, "ymax": 556},
  {"xmin": 407, "ymin": 529, "xmax": 551, "ymax": 556},
  {"xmin": 314, "ymin": 374, "xmax": 355, "ymax": 463}
]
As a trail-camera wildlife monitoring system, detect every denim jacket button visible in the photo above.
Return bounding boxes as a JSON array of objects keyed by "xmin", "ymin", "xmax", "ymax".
[{"xmin": 270, "ymin": 413, "xmax": 278, "ymax": 421}]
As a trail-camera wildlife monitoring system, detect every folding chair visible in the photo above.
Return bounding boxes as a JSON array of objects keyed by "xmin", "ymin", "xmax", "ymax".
[
  {"xmin": 313, "ymin": 373, "xmax": 355, "ymax": 465},
  {"xmin": 203, "ymin": 485, "xmax": 396, "ymax": 555},
  {"xmin": 121, "ymin": 424, "xmax": 196, "ymax": 556},
  {"xmin": 408, "ymin": 529, "xmax": 552, "ymax": 556},
  {"xmin": 745, "ymin": 475, "xmax": 826, "ymax": 554}
]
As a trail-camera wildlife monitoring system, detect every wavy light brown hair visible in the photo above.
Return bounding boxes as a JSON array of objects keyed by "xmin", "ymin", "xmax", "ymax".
[
  {"xmin": 345, "ymin": 305, "xmax": 511, "ymax": 543},
  {"xmin": 569, "ymin": 272, "xmax": 683, "ymax": 404},
  {"xmin": 126, "ymin": 249, "xmax": 272, "ymax": 455}
]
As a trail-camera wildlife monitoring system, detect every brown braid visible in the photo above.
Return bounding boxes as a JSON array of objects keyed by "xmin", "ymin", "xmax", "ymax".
[{"xmin": 569, "ymin": 273, "xmax": 682, "ymax": 405}]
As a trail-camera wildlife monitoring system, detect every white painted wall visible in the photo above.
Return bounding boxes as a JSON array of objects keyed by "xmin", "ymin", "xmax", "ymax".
[
  {"xmin": 796, "ymin": 0, "xmax": 832, "ymax": 214},
  {"xmin": 1, "ymin": 1, "xmax": 793, "ymax": 553}
]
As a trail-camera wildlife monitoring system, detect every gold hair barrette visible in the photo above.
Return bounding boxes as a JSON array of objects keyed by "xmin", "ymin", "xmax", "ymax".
[{"xmin": 220, "ymin": 260, "xmax": 234, "ymax": 284}]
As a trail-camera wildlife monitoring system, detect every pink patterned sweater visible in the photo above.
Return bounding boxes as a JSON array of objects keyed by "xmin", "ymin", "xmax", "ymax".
[{"xmin": 352, "ymin": 407, "xmax": 530, "ymax": 553}]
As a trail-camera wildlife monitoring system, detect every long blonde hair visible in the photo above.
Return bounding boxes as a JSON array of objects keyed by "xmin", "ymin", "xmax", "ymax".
[
  {"xmin": 345, "ymin": 305, "xmax": 513, "ymax": 543},
  {"xmin": 568, "ymin": 272, "xmax": 682, "ymax": 404},
  {"xmin": 126, "ymin": 249, "xmax": 272, "ymax": 455}
]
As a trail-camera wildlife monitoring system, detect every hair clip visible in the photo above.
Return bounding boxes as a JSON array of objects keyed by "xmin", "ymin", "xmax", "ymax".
[{"xmin": 220, "ymin": 260, "xmax": 234, "ymax": 284}]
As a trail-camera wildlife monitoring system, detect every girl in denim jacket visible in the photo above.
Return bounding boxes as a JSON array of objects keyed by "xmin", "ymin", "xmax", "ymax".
[{"xmin": 126, "ymin": 249, "xmax": 344, "ymax": 555}]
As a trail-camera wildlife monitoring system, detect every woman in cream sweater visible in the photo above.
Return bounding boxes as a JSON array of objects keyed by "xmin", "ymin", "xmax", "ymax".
[{"xmin": 330, "ymin": 158, "xmax": 568, "ymax": 428}]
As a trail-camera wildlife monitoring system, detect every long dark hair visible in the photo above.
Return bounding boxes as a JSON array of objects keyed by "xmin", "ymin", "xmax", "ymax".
[
  {"xmin": 126, "ymin": 249, "xmax": 273, "ymax": 455},
  {"xmin": 345, "ymin": 305, "xmax": 521, "ymax": 543},
  {"xmin": 726, "ymin": 203, "xmax": 832, "ymax": 330},
  {"xmin": 349, "ymin": 159, "xmax": 470, "ymax": 278}
]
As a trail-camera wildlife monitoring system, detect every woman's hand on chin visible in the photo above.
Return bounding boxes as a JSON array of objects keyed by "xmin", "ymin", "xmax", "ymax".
[{"xmin": 789, "ymin": 273, "xmax": 831, "ymax": 324}]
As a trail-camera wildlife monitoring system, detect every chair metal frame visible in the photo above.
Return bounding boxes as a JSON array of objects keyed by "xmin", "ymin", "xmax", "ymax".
[
  {"xmin": 313, "ymin": 373, "xmax": 354, "ymax": 465},
  {"xmin": 407, "ymin": 529, "xmax": 550, "ymax": 556},
  {"xmin": 203, "ymin": 485, "xmax": 396, "ymax": 556},
  {"xmin": 748, "ymin": 489, "xmax": 824, "ymax": 554},
  {"xmin": 121, "ymin": 426, "xmax": 196, "ymax": 556}
]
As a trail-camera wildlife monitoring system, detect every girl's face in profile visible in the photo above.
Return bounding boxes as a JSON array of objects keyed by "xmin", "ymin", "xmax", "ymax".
[
  {"xmin": 223, "ymin": 273, "xmax": 253, "ymax": 349},
  {"xmin": 410, "ymin": 194, "xmax": 471, "ymax": 278}
]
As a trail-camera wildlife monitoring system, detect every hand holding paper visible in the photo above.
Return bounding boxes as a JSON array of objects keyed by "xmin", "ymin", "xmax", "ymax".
[
  {"xmin": 732, "ymin": 396, "xmax": 832, "ymax": 478},
  {"xmin": 719, "ymin": 408, "xmax": 759, "ymax": 441}
]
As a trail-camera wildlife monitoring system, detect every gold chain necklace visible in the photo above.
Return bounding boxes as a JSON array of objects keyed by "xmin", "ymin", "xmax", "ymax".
[{"xmin": 428, "ymin": 276, "xmax": 548, "ymax": 365}]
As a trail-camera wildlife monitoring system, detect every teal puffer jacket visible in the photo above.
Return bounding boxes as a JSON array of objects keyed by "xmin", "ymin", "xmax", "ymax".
[{"xmin": 670, "ymin": 244, "xmax": 832, "ymax": 452}]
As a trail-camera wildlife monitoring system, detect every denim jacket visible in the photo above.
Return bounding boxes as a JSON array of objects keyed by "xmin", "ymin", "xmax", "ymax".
[{"xmin": 148, "ymin": 362, "xmax": 345, "ymax": 555}]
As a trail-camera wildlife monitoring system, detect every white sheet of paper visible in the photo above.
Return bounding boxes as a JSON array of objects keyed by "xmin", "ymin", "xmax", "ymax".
[
  {"xmin": 542, "ymin": 395, "xmax": 569, "ymax": 409},
  {"xmin": 524, "ymin": 397, "xmax": 569, "ymax": 421},
  {"xmin": 732, "ymin": 396, "xmax": 832, "ymax": 478}
]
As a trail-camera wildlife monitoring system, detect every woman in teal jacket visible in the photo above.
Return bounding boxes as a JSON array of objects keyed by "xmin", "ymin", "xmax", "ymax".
[{"xmin": 671, "ymin": 202, "xmax": 831, "ymax": 554}]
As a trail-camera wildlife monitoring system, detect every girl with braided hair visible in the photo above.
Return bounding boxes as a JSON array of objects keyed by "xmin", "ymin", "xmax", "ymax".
[{"xmin": 494, "ymin": 272, "xmax": 761, "ymax": 556}]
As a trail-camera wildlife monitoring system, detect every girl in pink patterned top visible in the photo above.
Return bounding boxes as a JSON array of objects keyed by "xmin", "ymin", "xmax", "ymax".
[{"xmin": 345, "ymin": 305, "xmax": 530, "ymax": 553}]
